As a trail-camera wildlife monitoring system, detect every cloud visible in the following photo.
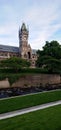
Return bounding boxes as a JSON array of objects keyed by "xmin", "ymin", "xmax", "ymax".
[
  {"xmin": 24, "ymin": 0, "xmax": 61, "ymax": 49},
  {"xmin": 0, "ymin": 0, "xmax": 61, "ymax": 49},
  {"xmin": 0, "ymin": 22, "xmax": 19, "ymax": 46}
]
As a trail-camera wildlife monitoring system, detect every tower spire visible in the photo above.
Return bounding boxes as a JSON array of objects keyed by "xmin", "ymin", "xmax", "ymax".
[{"xmin": 21, "ymin": 23, "xmax": 28, "ymax": 32}]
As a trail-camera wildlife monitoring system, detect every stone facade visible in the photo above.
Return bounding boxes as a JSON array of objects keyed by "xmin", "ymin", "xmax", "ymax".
[
  {"xmin": 0, "ymin": 23, "xmax": 37, "ymax": 67},
  {"xmin": 0, "ymin": 74, "xmax": 61, "ymax": 89},
  {"xmin": 12, "ymin": 74, "xmax": 61, "ymax": 88}
]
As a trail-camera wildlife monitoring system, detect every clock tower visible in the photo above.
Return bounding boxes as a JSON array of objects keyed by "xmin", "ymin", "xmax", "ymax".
[{"xmin": 19, "ymin": 23, "xmax": 31, "ymax": 60}]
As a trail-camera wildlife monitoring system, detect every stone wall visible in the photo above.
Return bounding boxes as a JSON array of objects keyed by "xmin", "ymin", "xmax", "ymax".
[
  {"xmin": 0, "ymin": 78, "xmax": 10, "ymax": 89},
  {"xmin": 0, "ymin": 74, "xmax": 60, "ymax": 89}
]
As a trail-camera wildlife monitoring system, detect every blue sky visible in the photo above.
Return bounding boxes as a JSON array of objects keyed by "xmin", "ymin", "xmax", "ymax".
[{"xmin": 0, "ymin": 0, "xmax": 61, "ymax": 49}]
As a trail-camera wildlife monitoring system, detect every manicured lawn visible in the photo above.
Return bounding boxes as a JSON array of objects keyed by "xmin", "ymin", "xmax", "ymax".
[
  {"xmin": 0, "ymin": 105, "xmax": 61, "ymax": 130},
  {"xmin": 0, "ymin": 90, "xmax": 61, "ymax": 114}
]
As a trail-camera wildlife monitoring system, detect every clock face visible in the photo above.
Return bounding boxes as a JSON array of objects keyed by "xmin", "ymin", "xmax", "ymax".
[{"xmin": 22, "ymin": 36, "xmax": 27, "ymax": 40}]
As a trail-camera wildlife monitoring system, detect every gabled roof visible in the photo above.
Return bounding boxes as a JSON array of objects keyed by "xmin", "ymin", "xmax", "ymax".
[
  {"xmin": 0, "ymin": 44, "xmax": 37, "ymax": 55},
  {"xmin": 0, "ymin": 45, "xmax": 19, "ymax": 53}
]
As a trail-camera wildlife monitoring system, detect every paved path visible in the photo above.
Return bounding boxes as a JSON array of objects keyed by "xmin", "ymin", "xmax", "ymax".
[{"xmin": 0, "ymin": 100, "xmax": 61, "ymax": 120}]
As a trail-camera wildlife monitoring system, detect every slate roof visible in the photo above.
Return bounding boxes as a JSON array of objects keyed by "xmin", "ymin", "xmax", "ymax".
[
  {"xmin": 0, "ymin": 44, "xmax": 37, "ymax": 55},
  {"xmin": 0, "ymin": 45, "xmax": 19, "ymax": 53}
]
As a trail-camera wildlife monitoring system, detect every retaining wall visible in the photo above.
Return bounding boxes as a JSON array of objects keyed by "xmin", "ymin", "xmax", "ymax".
[{"xmin": 0, "ymin": 74, "xmax": 61, "ymax": 89}]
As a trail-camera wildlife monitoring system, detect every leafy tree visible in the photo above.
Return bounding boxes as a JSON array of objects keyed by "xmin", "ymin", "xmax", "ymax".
[
  {"xmin": 0, "ymin": 57, "xmax": 30, "ymax": 72},
  {"xmin": 36, "ymin": 41, "xmax": 61, "ymax": 73},
  {"xmin": 43, "ymin": 41, "xmax": 61, "ymax": 59}
]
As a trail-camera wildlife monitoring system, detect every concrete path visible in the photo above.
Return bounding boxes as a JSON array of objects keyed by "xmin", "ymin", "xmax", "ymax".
[{"xmin": 0, "ymin": 100, "xmax": 61, "ymax": 120}]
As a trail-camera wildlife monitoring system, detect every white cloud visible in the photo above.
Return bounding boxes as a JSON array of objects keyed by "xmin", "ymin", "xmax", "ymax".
[
  {"xmin": 0, "ymin": 0, "xmax": 61, "ymax": 49},
  {"xmin": 24, "ymin": 0, "xmax": 61, "ymax": 49}
]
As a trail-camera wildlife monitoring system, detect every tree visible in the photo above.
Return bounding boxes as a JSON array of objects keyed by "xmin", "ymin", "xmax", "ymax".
[
  {"xmin": 0, "ymin": 57, "xmax": 31, "ymax": 72},
  {"xmin": 36, "ymin": 40, "xmax": 61, "ymax": 73},
  {"xmin": 43, "ymin": 41, "xmax": 61, "ymax": 59}
]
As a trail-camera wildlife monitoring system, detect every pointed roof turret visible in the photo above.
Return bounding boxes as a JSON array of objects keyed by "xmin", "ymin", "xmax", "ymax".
[{"xmin": 21, "ymin": 23, "xmax": 28, "ymax": 32}]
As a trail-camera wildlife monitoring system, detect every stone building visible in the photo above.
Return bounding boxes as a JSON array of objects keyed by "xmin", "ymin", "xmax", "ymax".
[{"xmin": 0, "ymin": 23, "xmax": 37, "ymax": 67}]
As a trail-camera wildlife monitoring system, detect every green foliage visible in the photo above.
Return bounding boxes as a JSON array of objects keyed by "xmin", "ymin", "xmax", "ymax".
[
  {"xmin": 43, "ymin": 41, "xmax": 61, "ymax": 59},
  {"xmin": 0, "ymin": 57, "xmax": 31, "ymax": 85},
  {"xmin": 7, "ymin": 74, "xmax": 21, "ymax": 85},
  {"xmin": 19, "ymin": 68, "xmax": 48, "ymax": 74},
  {"xmin": 0, "ymin": 57, "xmax": 30, "ymax": 72},
  {"xmin": 0, "ymin": 68, "xmax": 48, "ymax": 85},
  {"xmin": 36, "ymin": 40, "xmax": 61, "ymax": 73},
  {"xmin": 0, "ymin": 74, "xmax": 6, "ymax": 81},
  {"xmin": 0, "ymin": 73, "xmax": 21, "ymax": 85}
]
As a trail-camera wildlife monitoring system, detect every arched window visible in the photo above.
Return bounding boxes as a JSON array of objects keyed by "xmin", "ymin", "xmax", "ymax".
[{"xmin": 28, "ymin": 52, "xmax": 31, "ymax": 59}]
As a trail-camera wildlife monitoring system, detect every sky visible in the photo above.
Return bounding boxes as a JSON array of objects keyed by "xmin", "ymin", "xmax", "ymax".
[{"xmin": 0, "ymin": 0, "xmax": 61, "ymax": 50}]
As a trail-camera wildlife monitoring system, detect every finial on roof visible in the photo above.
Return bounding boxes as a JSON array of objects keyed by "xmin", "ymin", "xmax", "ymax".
[{"xmin": 21, "ymin": 23, "xmax": 27, "ymax": 31}]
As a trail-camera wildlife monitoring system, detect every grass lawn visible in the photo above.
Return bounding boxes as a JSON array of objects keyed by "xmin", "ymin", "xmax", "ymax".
[
  {"xmin": 0, "ymin": 104, "xmax": 61, "ymax": 130},
  {"xmin": 0, "ymin": 90, "xmax": 61, "ymax": 114}
]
